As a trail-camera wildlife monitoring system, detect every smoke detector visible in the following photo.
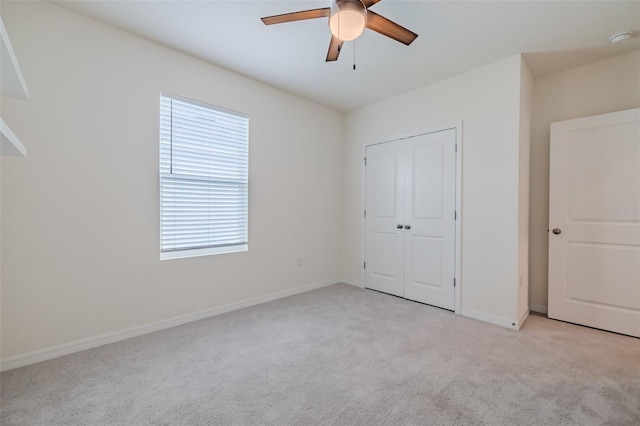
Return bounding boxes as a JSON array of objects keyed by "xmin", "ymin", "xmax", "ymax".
[{"xmin": 609, "ymin": 32, "xmax": 632, "ymax": 44}]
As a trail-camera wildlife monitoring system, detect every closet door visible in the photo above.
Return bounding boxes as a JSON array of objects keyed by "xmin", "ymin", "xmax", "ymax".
[
  {"xmin": 364, "ymin": 140, "xmax": 405, "ymax": 297},
  {"xmin": 403, "ymin": 130, "xmax": 457, "ymax": 310}
]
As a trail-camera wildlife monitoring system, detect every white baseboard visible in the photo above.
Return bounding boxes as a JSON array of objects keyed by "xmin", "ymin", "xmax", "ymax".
[
  {"xmin": 339, "ymin": 278, "xmax": 363, "ymax": 288},
  {"xmin": 0, "ymin": 279, "xmax": 340, "ymax": 372},
  {"xmin": 517, "ymin": 309, "xmax": 530, "ymax": 330},
  {"xmin": 461, "ymin": 308, "xmax": 519, "ymax": 330},
  {"xmin": 530, "ymin": 304, "xmax": 548, "ymax": 314}
]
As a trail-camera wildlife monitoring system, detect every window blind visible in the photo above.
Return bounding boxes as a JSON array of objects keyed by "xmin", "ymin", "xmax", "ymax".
[{"xmin": 160, "ymin": 94, "xmax": 249, "ymax": 256}]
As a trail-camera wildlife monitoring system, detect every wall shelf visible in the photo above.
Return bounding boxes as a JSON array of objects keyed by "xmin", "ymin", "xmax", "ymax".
[
  {"xmin": 1, "ymin": 15, "xmax": 28, "ymax": 157},
  {"xmin": 1, "ymin": 117, "xmax": 26, "ymax": 156},
  {"xmin": 1, "ymin": 16, "xmax": 29, "ymax": 99}
]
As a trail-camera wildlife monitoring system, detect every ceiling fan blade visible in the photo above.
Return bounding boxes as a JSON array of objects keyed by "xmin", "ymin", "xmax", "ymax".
[
  {"xmin": 365, "ymin": 11, "xmax": 418, "ymax": 45},
  {"xmin": 362, "ymin": 0, "xmax": 382, "ymax": 8},
  {"xmin": 326, "ymin": 35, "xmax": 344, "ymax": 62},
  {"xmin": 261, "ymin": 8, "xmax": 330, "ymax": 25}
]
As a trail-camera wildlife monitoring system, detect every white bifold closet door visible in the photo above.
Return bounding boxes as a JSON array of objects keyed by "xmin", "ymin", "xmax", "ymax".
[{"xmin": 365, "ymin": 129, "xmax": 456, "ymax": 311}]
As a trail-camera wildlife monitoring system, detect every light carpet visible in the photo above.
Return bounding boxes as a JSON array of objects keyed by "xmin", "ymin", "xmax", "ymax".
[{"xmin": 1, "ymin": 284, "xmax": 639, "ymax": 425}]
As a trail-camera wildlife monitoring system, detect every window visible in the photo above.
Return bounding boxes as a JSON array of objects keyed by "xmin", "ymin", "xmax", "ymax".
[{"xmin": 159, "ymin": 94, "xmax": 249, "ymax": 260}]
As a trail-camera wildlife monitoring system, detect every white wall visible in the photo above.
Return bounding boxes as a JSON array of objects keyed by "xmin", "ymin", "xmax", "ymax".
[
  {"xmin": 517, "ymin": 58, "xmax": 533, "ymax": 324},
  {"xmin": 7, "ymin": 1, "xmax": 629, "ymax": 366},
  {"xmin": 342, "ymin": 55, "xmax": 527, "ymax": 327},
  {"xmin": 0, "ymin": 1, "xmax": 343, "ymax": 361},
  {"xmin": 528, "ymin": 50, "xmax": 640, "ymax": 313}
]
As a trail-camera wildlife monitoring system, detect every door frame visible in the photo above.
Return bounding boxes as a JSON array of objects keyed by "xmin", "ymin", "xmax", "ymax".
[{"xmin": 360, "ymin": 122, "xmax": 463, "ymax": 314}]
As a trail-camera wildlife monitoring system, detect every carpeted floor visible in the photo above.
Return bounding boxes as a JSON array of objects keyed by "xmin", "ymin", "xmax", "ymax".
[{"xmin": 1, "ymin": 283, "xmax": 639, "ymax": 425}]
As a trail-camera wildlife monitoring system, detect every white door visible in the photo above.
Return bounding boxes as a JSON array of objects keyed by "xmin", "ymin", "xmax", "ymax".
[
  {"xmin": 403, "ymin": 130, "xmax": 457, "ymax": 310},
  {"xmin": 548, "ymin": 108, "xmax": 640, "ymax": 338},
  {"xmin": 364, "ymin": 140, "xmax": 405, "ymax": 297},
  {"xmin": 365, "ymin": 129, "xmax": 457, "ymax": 310}
]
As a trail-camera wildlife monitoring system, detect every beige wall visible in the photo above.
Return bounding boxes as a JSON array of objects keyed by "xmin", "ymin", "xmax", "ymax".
[
  {"xmin": 517, "ymin": 58, "xmax": 533, "ymax": 323},
  {"xmin": 1, "ymin": 1, "xmax": 343, "ymax": 360},
  {"xmin": 343, "ymin": 55, "xmax": 527, "ymax": 328},
  {"xmin": 4, "ymin": 0, "xmax": 635, "ymax": 367},
  {"xmin": 528, "ymin": 50, "xmax": 640, "ymax": 313}
]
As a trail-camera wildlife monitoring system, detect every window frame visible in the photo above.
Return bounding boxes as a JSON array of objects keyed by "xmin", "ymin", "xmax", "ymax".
[{"xmin": 158, "ymin": 93, "xmax": 249, "ymax": 260}]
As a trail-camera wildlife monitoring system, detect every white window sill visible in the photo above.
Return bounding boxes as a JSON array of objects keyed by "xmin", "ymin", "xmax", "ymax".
[{"xmin": 160, "ymin": 244, "xmax": 247, "ymax": 261}]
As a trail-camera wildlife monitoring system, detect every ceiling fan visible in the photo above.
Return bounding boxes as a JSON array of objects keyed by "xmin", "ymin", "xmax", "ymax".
[{"xmin": 261, "ymin": 0, "xmax": 418, "ymax": 62}]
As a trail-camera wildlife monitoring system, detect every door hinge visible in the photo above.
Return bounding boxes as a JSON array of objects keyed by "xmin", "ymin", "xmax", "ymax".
[
  {"xmin": 453, "ymin": 278, "xmax": 456, "ymax": 287},
  {"xmin": 364, "ymin": 262, "xmax": 366, "ymax": 269},
  {"xmin": 363, "ymin": 157, "xmax": 367, "ymax": 166},
  {"xmin": 364, "ymin": 210, "xmax": 366, "ymax": 218},
  {"xmin": 454, "ymin": 210, "xmax": 457, "ymax": 220},
  {"xmin": 455, "ymin": 143, "xmax": 458, "ymax": 152}
]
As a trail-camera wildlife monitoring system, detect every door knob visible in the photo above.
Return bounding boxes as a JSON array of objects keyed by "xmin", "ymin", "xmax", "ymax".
[
  {"xmin": 552, "ymin": 228, "xmax": 562, "ymax": 235},
  {"xmin": 397, "ymin": 224, "xmax": 403, "ymax": 229},
  {"xmin": 404, "ymin": 225, "xmax": 411, "ymax": 230}
]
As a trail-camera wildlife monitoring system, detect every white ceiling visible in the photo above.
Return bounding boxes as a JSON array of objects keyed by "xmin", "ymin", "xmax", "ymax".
[{"xmin": 54, "ymin": 0, "xmax": 640, "ymax": 112}]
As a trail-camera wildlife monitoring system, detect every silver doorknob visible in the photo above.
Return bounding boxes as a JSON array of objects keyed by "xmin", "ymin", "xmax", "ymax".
[
  {"xmin": 404, "ymin": 225, "xmax": 411, "ymax": 230},
  {"xmin": 397, "ymin": 224, "xmax": 403, "ymax": 229},
  {"xmin": 552, "ymin": 228, "xmax": 561, "ymax": 235}
]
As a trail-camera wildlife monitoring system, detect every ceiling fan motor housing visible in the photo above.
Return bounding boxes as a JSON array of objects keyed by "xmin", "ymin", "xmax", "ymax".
[{"xmin": 329, "ymin": 0, "xmax": 368, "ymax": 41}]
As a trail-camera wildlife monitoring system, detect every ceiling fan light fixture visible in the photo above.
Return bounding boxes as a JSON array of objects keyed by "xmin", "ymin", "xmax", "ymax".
[{"xmin": 329, "ymin": 0, "xmax": 367, "ymax": 41}]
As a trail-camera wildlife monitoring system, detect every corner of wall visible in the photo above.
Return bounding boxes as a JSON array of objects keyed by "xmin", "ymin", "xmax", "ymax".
[{"xmin": 517, "ymin": 57, "xmax": 534, "ymax": 324}]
